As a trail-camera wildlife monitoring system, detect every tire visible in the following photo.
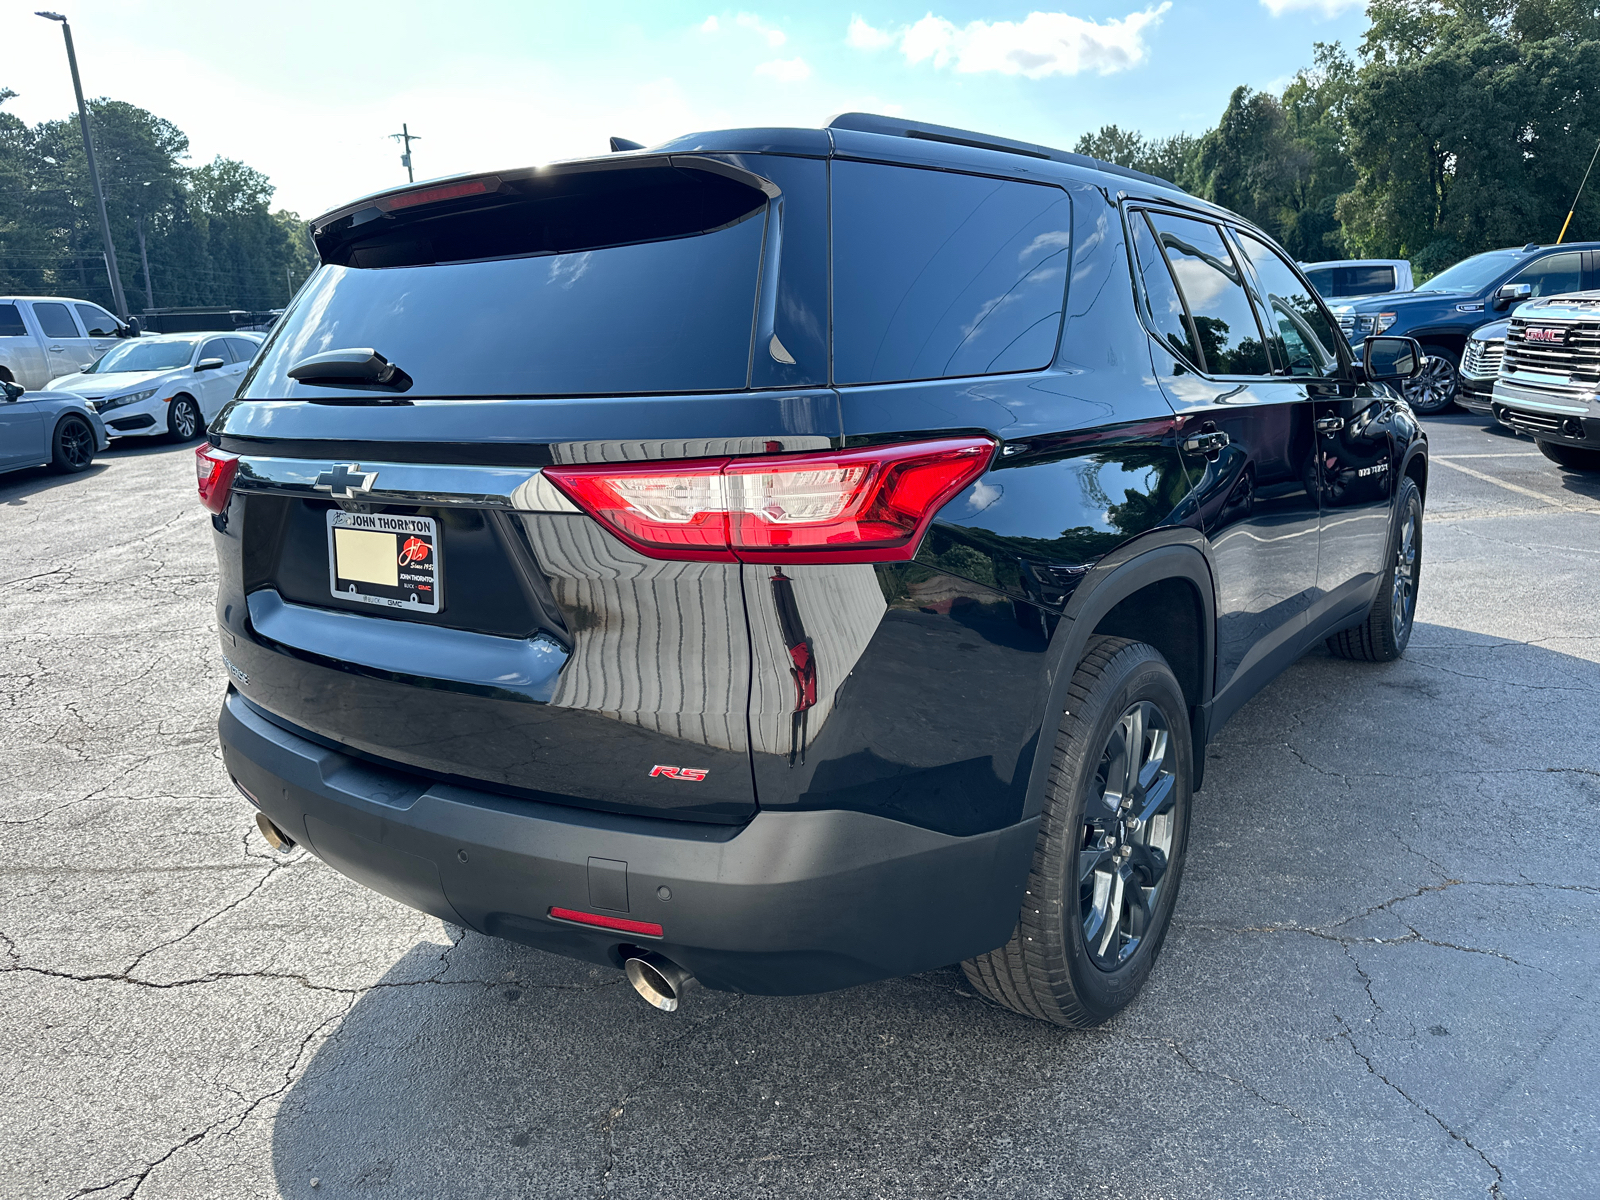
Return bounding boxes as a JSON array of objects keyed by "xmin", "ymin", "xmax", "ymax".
[
  {"xmin": 1325, "ymin": 476, "xmax": 1422, "ymax": 662},
  {"xmin": 962, "ymin": 636, "xmax": 1193, "ymax": 1027},
  {"xmin": 1536, "ymin": 440, "xmax": 1600, "ymax": 472},
  {"xmin": 48, "ymin": 414, "xmax": 96, "ymax": 474},
  {"xmin": 1402, "ymin": 346, "xmax": 1459, "ymax": 415},
  {"xmin": 167, "ymin": 394, "xmax": 203, "ymax": 441}
]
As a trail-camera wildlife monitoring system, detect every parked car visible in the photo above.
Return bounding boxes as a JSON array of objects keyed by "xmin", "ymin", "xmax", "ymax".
[
  {"xmin": 1302, "ymin": 258, "xmax": 1414, "ymax": 300},
  {"xmin": 1457, "ymin": 318, "xmax": 1508, "ymax": 418},
  {"xmin": 47, "ymin": 331, "xmax": 261, "ymax": 441},
  {"xmin": 0, "ymin": 295, "xmax": 136, "ymax": 390},
  {"xmin": 1492, "ymin": 290, "xmax": 1600, "ymax": 471},
  {"xmin": 0, "ymin": 378, "xmax": 110, "ymax": 476},
  {"xmin": 202, "ymin": 114, "xmax": 1428, "ymax": 1027},
  {"xmin": 1332, "ymin": 242, "xmax": 1600, "ymax": 415}
]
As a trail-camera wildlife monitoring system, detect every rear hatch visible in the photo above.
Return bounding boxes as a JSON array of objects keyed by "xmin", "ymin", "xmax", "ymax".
[{"xmin": 211, "ymin": 149, "xmax": 834, "ymax": 823}]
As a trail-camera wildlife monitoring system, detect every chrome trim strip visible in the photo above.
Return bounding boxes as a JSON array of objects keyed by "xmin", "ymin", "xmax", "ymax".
[
  {"xmin": 1489, "ymin": 384, "xmax": 1592, "ymax": 416},
  {"xmin": 231, "ymin": 456, "xmax": 581, "ymax": 512}
]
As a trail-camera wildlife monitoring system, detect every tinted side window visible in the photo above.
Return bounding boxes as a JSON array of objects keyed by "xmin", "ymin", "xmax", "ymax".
[
  {"xmin": 1303, "ymin": 269, "xmax": 1333, "ymax": 297},
  {"xmin": 1147, "ymin": 213, "xmax": 1269, "ymax": 376},
  {"xmin": 1235, "ymin": 232, "xmax": 1343, "ymax": 379},
  {"xmin": 227, "ymin": 338, "xmax": 260, "ymax": 363},
  {"xmin": 832, "ymin": 161, "xmax": 1071, "ymax": 384},
  {"xmin": 33, "ymin": 302, "xmax": 81, "ymax": 339},
  {"xmin": 1513, "ymin": 251, "xmax": 1582, "ymax": 297},
  {"xmin": 200, "ymin": 339, "xmax": 231, "ymax": 364},
  {"xmin": 1340, "ymin": 265, "xmax": 1394, "ymax": 295},
  {"xmin": 1129, "ymin": 211, "xmax": 1200, "ymax": 367},
  {"xmin": 0, "ymin": 304, "xmax": 26, "ymax": 337},
  {"xmin": 74, "ymin": 304, "xmax": 119, "ymax": 336}
]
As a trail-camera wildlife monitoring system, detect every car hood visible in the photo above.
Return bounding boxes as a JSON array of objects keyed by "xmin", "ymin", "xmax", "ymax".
[
  {"xmin": 1335, "ymin": 289, "xmax": 1474, "ymax": 313},
  {"xmin": 49, "ymin": 369, "xmax": 170, "ymax": 396},
  {"xmin": 1469, "ymin": 318, "xmax": 1511, "ymax": 343}
]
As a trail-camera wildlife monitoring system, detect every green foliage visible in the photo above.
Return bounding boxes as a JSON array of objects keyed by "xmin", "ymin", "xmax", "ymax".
[
  {"xmin": 0, "ymin": 92, "xmax": 313, "ymax": 312},
  {"xmin": 1088, "ymin": 3, "xmax": 1600, "ymax": 273},
  {"xmin": 1074, "ymin": 124, "xmax": 1199, "ymax": 188}
]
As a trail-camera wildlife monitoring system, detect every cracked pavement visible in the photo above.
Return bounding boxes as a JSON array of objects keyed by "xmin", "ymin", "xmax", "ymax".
[{"xmin": 2, "ymin": 417, "xmax": 1597, "ymax": 1199}]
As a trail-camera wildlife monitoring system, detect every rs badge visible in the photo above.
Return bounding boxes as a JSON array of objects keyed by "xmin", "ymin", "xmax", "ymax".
[{"xmin": 650, "ymin": 765, "xmax": 708, "ymax": 781}]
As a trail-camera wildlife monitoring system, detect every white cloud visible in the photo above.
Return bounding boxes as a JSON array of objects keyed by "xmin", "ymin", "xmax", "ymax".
[
  {"xmin": 849, "ymin": 5, "xmax": 1172, "ymax": 78},
  {"xmin": 846, "ymin": 15, "xmax": 897, "ymax": 50},
  {"xmin": 736, "ymin": 13, "xmax": 787, "ymax": 47},
  {"xmin": 700, "ymin": 15, "xmax": 720, "ymax": 32},
  {"xmin": 754, "ymin": 56, "xmax": 812, "ymax": 83},
  {"xmin": 1259, "ymin": 0, "xmax": 1362, "ymax": 15}
]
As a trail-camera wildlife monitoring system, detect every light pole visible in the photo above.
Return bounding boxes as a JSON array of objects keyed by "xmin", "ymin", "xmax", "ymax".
[{"xmin": 36, "ymin": 11, "xmax": 130, "ymax": 323}]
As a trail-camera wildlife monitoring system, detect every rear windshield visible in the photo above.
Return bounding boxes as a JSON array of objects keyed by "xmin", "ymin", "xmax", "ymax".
[{"xmin": 244, "ymin": 164, "xmax": 771, "ymax": 398}]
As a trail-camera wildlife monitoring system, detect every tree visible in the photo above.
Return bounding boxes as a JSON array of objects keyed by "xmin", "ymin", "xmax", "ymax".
[{"xmin": 1074, "ymin": 124, "xmax": 1198, "ymax": 188}]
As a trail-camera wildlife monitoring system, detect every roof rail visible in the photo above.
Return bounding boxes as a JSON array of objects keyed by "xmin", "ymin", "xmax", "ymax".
[{"xmin": 826, "ymin": 112, "xmax": 1177, "ymax": 192}]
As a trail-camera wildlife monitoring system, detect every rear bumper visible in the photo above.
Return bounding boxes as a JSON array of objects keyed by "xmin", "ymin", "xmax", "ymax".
[{"xmin": 219, "ymin": 689, "xmax": 1036, "ymax": 995}]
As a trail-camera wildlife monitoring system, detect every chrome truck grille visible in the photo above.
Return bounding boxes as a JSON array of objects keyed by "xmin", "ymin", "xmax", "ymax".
[
  {"xmin": 1461, "ymin": 337, "xmax": 1504, "ymax": 379},
  {"xmin": 1500, "ymin": 312, "xmax": 1600, "ymax": 401}
]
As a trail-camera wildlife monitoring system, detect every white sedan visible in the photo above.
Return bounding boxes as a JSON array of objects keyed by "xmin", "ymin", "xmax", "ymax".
[{"xmin": 47, "ymin": 331, "xmax": 263, "ymax": 441}]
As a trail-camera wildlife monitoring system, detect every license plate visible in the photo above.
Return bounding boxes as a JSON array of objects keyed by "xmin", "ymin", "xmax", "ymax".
[{"xmin": 326, "ymin": 510, "xmax": 442, "ymax": 613}]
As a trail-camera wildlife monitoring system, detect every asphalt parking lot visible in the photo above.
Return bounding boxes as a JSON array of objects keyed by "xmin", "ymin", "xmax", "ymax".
[{"xmin": 2, "ymin": 416, "xmax": 1597, "ymax": 1200}]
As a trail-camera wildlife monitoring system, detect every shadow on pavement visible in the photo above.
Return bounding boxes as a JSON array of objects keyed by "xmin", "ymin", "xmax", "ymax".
[
  {"xmin": 0, "ymin": 436, "xmax": 196, "ymax": 505},
  {"xmin": 267, "ymin": 624, "xmax": 1600, "ymax": 1199}
]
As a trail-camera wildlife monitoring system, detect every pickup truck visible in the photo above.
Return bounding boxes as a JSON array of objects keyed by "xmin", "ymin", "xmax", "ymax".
[{"xmin": 0, "ymin": 295, "xmax": 136, "ymax": 389}]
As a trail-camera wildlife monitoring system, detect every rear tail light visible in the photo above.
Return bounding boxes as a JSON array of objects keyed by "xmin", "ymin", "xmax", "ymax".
[
  {"xmin": 544, "ymin": 437, "xmax": 995, "ymax": 563},
  {"xmin": 195, "ymin": 444, "xmax": 240, "ymax": 513}
]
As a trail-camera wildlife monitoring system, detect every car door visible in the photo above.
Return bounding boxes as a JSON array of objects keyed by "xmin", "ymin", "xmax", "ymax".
[
  {"xmin": 1, "ymin": 302, "xmax": 51, "ymax": 390},
  {"xmin": 1231, "ymin": 230, "xmax": 1397, "ymax": 627},
  {"xmin": 0, "ymin": 389, "xmax": 46, "ymax": 470},
  {"xmin": 72, "ymin": 303, "xmax": 123, "ymax": 366},
  {"xmin": 194, "ymin": 337, "xmax": 236, "ymax": 419},
  {"xmin": 1131, "ymin": 208, "xmax": 1322, "ymax": 717},
  {"xmin": 29, "ymin": 301, "xmax": 96, "ymax": 378}
]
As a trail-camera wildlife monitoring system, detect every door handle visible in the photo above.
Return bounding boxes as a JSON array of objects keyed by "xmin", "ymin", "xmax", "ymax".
[
  {"xmin": 1315, "ymin": 416, "xmax": 1344, "ymax": 436},
  {"xmin": 1181, "ymin": 429, "xmax": 1231, "ymax": 459},
  {"xmin": 49, "ymin": 345, "xmax": 64, "ymax": 352}
]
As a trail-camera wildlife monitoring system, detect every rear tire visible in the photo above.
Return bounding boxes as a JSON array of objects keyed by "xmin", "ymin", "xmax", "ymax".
[
  {"xmin": 1326, "ymin": 476, "xmax": 1422, "ymax": 662},
  {"xmin": 1536, "ymin": 440, "xmax": 1600, "ymax": 472},
  {"xmin": 168, "ymin": 394, "xmax": 202, "ymax": 441},
  {"xmin": 1403, "ymin": 346, "xmax": 1459, "ymax": 415},
  {"xmin": 48, "ymin": 414, "xmax": 96, "ymax": 474},
  {"xmin": 962, "ymin": 636, "xmax": 1192, "ymax": 1027}
]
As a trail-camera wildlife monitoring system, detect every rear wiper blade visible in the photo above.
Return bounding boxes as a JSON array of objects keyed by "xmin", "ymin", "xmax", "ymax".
[{"xmin": 287, "ymin": 348, "xmax": 413, "ymax": 391}]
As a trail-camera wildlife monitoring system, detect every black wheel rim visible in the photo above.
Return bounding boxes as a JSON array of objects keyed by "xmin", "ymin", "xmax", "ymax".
[
  {"xmin": 1078, "ymin": 700, "xmax": 1180, "ymax": 971},
  {"xmin": 174, "ymin": 401, "xmax": 198, "ymax": 439},
  {"xmin": 1404, "ymin": 356, "xmax": 1456, "ymax": 412},
  {"xmin": 61, "ymin": 419, "xmax": 93, "ymax": 467},
  {"xmin": 1392, "ymin": 503, "xmax": 1419, "ymax": 644}
]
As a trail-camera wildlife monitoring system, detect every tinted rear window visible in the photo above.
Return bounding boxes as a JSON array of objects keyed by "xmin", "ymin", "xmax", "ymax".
[
  {"xmin": 33, "ymin": 302, "xmax": 80, "ymax": 339},
  {"xmin": 1338, "ymin": 265, "xmax": 1395, "ymax": 295},
  {"xmin": 831, "ymin": 161, "xmax": 1071, "ymax": 384},
  {"xmin": 0, "ymin": 304, "xmax": 25, "ymax": 337},
  {"xmin": 245, "ymin": 213, "xmax": 765, "ymax": 398}
]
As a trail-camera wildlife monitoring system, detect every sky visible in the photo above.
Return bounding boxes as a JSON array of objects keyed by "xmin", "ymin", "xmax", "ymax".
[{"xmin": 2, "ymin": 0, "xmax": 1369, "ymax": 219}]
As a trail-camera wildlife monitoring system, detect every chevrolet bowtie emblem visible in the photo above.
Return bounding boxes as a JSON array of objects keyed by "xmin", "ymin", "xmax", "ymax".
[{"xmin": 313, "ymin": 463, "xmax": 378, "ymax": 498}]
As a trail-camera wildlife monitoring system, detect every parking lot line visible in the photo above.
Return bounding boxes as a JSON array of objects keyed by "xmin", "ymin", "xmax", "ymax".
[{"xmin": 1428, "ymin": 456, "xmax": 1600, "ymax": 510}]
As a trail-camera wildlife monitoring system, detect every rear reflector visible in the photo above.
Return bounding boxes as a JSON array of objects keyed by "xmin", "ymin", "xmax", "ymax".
[
  {"xmin": 195, "ymin": 444, "xmax": 241, "ymax": 514},
  {"xmin": 544, "ymin": 436, "xmax": 995, "ymax": 563},
  {"xmin": 549, "ymin": 907, "xmax": 664, "ymax": 938}
]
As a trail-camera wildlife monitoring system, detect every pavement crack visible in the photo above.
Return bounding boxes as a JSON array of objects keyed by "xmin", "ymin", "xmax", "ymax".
[{"xmin": 1335, "ymin": 1015, "xmax": 1505, "ymax": 1196}]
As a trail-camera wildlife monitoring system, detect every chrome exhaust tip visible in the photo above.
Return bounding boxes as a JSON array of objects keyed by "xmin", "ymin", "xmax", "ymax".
[
  {"xmin": 624, "ymin": 951, "xmax": 692, "ymax": 1012},
  {"xmin": 255, "ymin": 812, "xmax": 296, "ymax": 852}
]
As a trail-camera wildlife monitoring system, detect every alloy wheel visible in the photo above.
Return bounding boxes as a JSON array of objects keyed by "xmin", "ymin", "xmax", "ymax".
[
  {"xmin": 173, "ymin": 400, "xmax": 199, "ymax": 440},
  {"xmin": 1079, "ymin": 700, "xmax": 1179, "ymax": 970},
  {"xmin": 1391, "ymin": 505, "xmax": 1419, "ymax": 643},
  {"xmin": 1404, "ymin": 355, "xmax": 1457, "ymax": 413},
  {"xmin": 61, "ymin": 418, "xmax": 94, "ymax": 468}
]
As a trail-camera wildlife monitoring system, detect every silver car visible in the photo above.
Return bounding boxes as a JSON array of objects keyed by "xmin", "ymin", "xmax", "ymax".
[{"xmin": 0, "ymin": 378, "xmax": 110, "ymax": 477}]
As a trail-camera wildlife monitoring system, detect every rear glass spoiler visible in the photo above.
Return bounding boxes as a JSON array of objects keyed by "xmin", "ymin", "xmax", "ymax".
[{"xmin": 312, "ymin": 156, "xmax": 780, "ymax": 269}]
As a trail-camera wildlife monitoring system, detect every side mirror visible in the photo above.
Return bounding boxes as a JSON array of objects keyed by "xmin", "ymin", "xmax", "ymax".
[
  {"xmin": 1362, "ymin": 335, "xmax": 1424, "ymax": 382},
  {"xmin": 120, "ymin": 317, "xmax": 141, "ymax": 338},
  {"xmin": 195, "ymin": 357, "xmax": 226, "ymax": 372},
  {"xmin": 1, "ymin": 380, "xmax": 22, "ymax": 402},
  {"xmin": 1494, "ymin": 282, "xmax": 1533, "ymax": 310}
]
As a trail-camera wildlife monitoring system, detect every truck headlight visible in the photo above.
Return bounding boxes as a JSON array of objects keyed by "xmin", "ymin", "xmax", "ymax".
[{"xmin": 1375, "ymin": 313, "xmax": 1398, "ymax": 333}]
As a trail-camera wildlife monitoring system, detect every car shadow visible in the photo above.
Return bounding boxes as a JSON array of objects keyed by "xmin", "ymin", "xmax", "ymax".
[
  {"xmin": 267, "ymin": 624, "xmax": 1600, "ymax": 1198},
  {"xmin": 0, "ymin": 436, "xmax": 194, "ymax": 505}
]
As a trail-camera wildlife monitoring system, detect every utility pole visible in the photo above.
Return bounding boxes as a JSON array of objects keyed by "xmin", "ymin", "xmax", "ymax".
[
  {"xmin": 36, "ymin": 11, "xmax": 130, "ymax": 323},
  {"xmin": 136, "ymin": 211, "xmax": 154, "ymax": 310},
  {"xmin": 389, "ymin": 123, "xmax": 421, "ymax": 183}
]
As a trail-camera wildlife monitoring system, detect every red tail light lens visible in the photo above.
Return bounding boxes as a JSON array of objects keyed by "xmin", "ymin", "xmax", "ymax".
[
  {"xmin": 545, "ymin": 437, "xmax": 995, "ymax": 564},
  {"xmin": 548, "ymin": 907, "xmax": 664, "ymax": 938},
  {"xmin": 195, "ymin": 445, "xmax": 240, "ymax": 514}
]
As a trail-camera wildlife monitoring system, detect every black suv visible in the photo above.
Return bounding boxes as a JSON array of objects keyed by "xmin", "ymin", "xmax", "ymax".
[{"xmin": 200, "ymin": 115, "xmax": 1429, "ymax": 1026}]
